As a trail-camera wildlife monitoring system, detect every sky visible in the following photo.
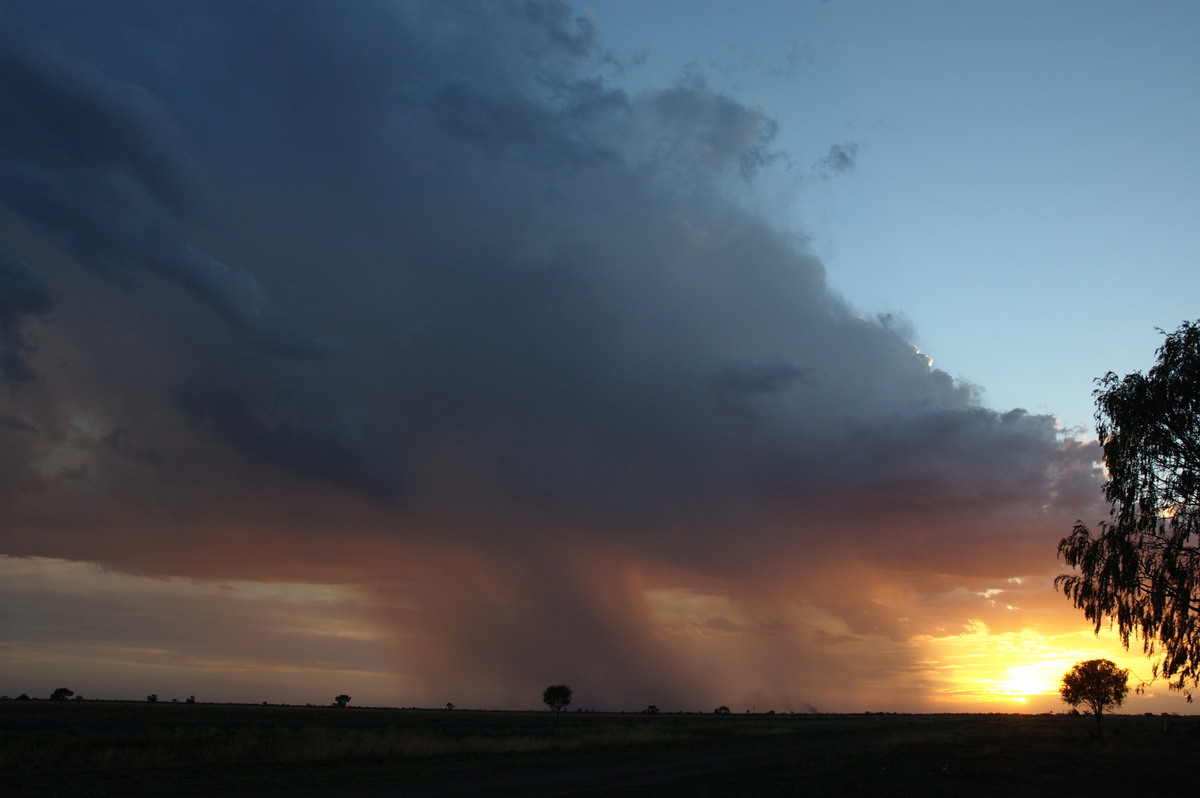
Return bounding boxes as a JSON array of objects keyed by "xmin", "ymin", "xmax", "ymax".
[{"xmin": 1, "ymin": 0, "xmax": 1198, "ymax": 714}]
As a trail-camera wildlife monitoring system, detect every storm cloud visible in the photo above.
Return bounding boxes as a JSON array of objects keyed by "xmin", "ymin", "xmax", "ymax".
[
  {"xmin": 0, "ymin": 255, "xmax": 51, "ymax": 383},
  {"xmin": 0, "ymin": 0, "xmax": 1102, "ymax": 710}
]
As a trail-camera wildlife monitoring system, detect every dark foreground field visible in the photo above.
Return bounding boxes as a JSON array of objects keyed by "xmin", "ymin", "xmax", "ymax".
[{"xmin": 2, "ymin": 702, "xmax": 1198, "ymax": 797}]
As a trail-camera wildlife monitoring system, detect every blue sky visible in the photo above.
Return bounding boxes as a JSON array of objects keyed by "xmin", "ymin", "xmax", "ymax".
[{"xmin": 589, "ymin": 0, "xmax": 1200, "ymax": 433}]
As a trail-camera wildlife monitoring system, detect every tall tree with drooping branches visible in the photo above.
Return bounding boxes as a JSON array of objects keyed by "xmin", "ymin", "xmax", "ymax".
[{"xmin": 1058, "ymin": 320, "xmax": 1200, "ymax": 697}]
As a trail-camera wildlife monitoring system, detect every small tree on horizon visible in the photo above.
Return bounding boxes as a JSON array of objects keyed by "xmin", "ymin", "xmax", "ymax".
[
  {"xmin": 334, "ymin": 694, "xmax": 351, "ymax": 708},
  {"xmin": 50, "ymin": 687, "xmax": 74, "ymax": 701},
  {"xmin": 542, "ymin": 684, "xmax": 572, "ymax": 724},
  {"xmin": 1060, "ymin": 659, "xmax": 1129, "ymax": 737}
]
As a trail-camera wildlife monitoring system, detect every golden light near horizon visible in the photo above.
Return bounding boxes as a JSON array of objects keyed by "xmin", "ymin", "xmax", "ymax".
[
  {"xmin": 996, "ymin": 660, "xmax": 1077, "ymax": 704},
  {"xmin": 919, "ymin": 619, "xmax": 1163, "ymax": 711}
]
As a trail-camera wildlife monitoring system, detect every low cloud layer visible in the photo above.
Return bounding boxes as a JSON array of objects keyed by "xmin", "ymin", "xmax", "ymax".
[{"xmin": 0, "ymin": 0, "xmax": 1103, "ymax": 710}]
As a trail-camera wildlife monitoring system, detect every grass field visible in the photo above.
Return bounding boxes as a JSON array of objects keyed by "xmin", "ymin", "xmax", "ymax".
[{"xmin": 2, "ymin": 701, "xmax": 1198, "ymax": 796}]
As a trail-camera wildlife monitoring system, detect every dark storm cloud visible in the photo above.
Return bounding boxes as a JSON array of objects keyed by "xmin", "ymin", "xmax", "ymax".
[
  {"xmin": 0, "ymin": 9, "xmax": 324, "ymax": 358},
  {"xmin": 0, "ymin": 414, "xmax": 37, "ymax": 433},
  {"xmin": 100, "ymin": 426, "xmax": 161, "ymax": 465},
  {"xmin": 0, "ymin": 255, "xmax": 51, "ymax": 383},
  {"xmin": 173, "ymin": 380, "xmax": 404, "ymax": 504},
  {"xmin": 710, "ymin": 359, "xmax": 817, "ymax": 426},
  {"xmin": 0, "ymin": 11, "xmax": 201, "ymax": 217},
  {"xmin": 0, "ymin": 0, "xmax": 1104, "ymax": 709}
]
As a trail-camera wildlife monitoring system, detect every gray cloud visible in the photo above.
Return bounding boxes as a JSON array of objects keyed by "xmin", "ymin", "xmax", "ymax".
[
  {"xmin": 0, "ymin": 414, "xmax": 37, "ymax": 433},
  {"xmin": 0, "ymin": 8, "xmax": 326, "ymax": 358},
  {"xmin": 0, "ymin": 255, "xmax": 52, "ymax": 383},
  {"xmin": 0, "ymin": 12, "xmax": 203, "ymax": 217},
  {"xmin": 0, "ymin": 0, "xmax": 1103, "ymax": 710},
  {"xmin": 813, "ymin": 142, "xmax": 859, "ymax": 177}
]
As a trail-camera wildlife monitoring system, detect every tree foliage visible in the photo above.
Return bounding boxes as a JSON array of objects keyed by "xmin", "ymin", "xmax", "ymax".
[
  {"xmin": 542, "ymin": 684, "xmax": 571, "ymax": 721},
  {"xmin": 50, "ymin": 687, "xmax": 74, "ymax": 701},
  {"xmin": 1057, "ymin": 320, "xmax": 1200, "ymax": 694},
  {"xmin": 334, "ymin": 694, "xmax": 351, "ymax": 708},
  {"xmin": 1060, "ymin": 659, "xmax": 1129, "ymax": 736}
]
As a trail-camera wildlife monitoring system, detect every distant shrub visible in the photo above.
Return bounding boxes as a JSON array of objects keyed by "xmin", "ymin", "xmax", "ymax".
[{"xmin": 542, "ymin": 685, "xmax": 572, "ymax": 724}]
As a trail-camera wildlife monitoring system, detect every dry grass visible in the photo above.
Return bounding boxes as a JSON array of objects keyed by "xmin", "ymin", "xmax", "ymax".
[
  {"xmin": 3, "ymin": 703, "xmax": 1198, "ymax": 796},
  {"xmin": 0, "ymin": 701, "xmax": 724, "ymax": 774}
]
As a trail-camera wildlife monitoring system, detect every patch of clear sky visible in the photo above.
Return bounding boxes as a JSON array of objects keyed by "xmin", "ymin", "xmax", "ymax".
[{"xmin": 587, "ymin": 0, "xmax": 1200, "ymax": 433}]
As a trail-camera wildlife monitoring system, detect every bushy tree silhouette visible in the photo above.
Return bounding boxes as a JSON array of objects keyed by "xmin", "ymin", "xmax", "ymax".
[
  {"xmin": 542, "ymin": 684, "xmax": 571, "ymax": 724},
  {"xmin": 50, "ymin": 687, "xmax": 74, "ymax": 701},
  {"xmin": 1060, "ymin": 659, "xmax": 1129, "ymax": 737},
  {"xmin": 334, "ymin": 694, "xmax": 351, "ymax": 708}
]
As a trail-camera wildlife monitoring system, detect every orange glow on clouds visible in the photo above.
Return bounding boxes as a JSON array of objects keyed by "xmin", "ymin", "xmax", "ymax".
[
  {"xmin": 916, "ymin": 619, "xmax": 1165, "ymax": 712},
  {"xmin": 0, "ymin": 555, "xmax": 1189, "ymax": 713}
]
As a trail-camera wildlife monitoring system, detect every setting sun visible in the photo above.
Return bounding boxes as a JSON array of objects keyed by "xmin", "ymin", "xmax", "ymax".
[
  {"xmin": 913, "ymin": 617, "xmax": 1164, "ymax": 712},
  {"xmin": 997, "ymin": 661, "xmax": 1072, "ymax": 702}
]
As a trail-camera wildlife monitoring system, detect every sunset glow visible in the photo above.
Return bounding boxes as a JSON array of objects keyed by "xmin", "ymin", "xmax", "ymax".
[{"xmin": 916, "ymin": 620, "xmax": 1160, "ymax": 712}]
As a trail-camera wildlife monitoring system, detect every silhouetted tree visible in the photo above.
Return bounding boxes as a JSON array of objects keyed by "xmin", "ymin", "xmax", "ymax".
[
  {"xmin": 146, "ymin": 694, "xmax": 158, "ymax": 703},
  {"xmin": 542, "ymin": 684, "xmax": 571, "ymax": 724},
  {"xmin": 445, "ymin": 702, "xmax": 455, "ymax": 711},
  {"xmin": 186, "ymin": 696, "xmax": 196, "ymax": 704},
  {"xmin": 334, "ymin": 694, "xmax": 351, "ymax": 708},
  {"xmin": 1058, "ymin": 321, "xmax": 1200, "ymax": 697},
  {"xmin": 714, "ymin": 705, "xmax": 731, "ymax": 715},
  {"xmin": 641, "ymin": 704, "xmax": 659, "ymax": 715},
  {"xmin": 50, "ymin": 687, "xmax": 74, "ymax": 701},
  {"xmin": 1060, "ymin": 659, "xmax": 1129, "ymax": 737},
  {"xmin": 17, "ymin": 693, "xmax": 30, "ymax": 701}
]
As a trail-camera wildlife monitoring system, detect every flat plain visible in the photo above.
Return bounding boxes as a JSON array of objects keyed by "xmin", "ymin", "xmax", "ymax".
[{"xmin": 2, "ymin": 701, "xmax": 1198, "ymax": 796}]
